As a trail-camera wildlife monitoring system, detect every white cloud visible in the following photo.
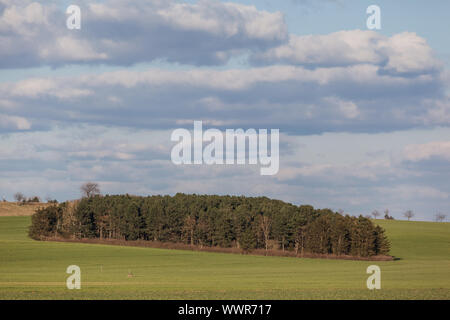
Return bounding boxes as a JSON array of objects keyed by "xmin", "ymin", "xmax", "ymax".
[
  {"xmin": 323, "ymin": 96, "xmax": 360, "ymax": 119},
  {"xmin": 276, "ymin": 159, "xmax": 393, "ymax": 182},
  {"xmin": 382, "ymin": 32, "xmax": 441, "ymax": 75},
  {"xmin": 0, "ymin": 114, "xmax": 31, "ymax": 130},
  {"xmin": 7, "ymin": 78, "xmax": 93, "ymax": 99},
  {"xmin": 155, "ymin": 1, "xmax": 286, "ymax": 40},
  {"xmin": 41, "ymin": 36, "xmax": 108, "ymax": 62},
  {"xmin": 252, "ymin": 30, "xmax": 442, "ymax": 75},
  {"xmin": 404, "ymin": 141, "xmax": 450, "ymax": 162},
  {"xmin": 0, "ymin": 1, "xmax": 49, "ymax": 35},
  {"xmin": 376, "ymin": 185, "xmax": 449, "ymax": 200},
  {"xmin": 423, "ymin": 96, "xmax": 450, "ymax": 125},
  {"xmin": 0, "ymin": 61, "xmax": 445, "ymax": 135},
  {"xmin": 0, "ymin": 0, "xmax": 287, "ymax": 68}
]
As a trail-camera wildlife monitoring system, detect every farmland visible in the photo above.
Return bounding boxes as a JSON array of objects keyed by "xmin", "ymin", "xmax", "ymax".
[
  {"xmin": 0, "ymin": 216, "xmax": 449, "ymax": 299},
  {"xmin": 0, "ymin": 202, "xmax": 50, "ymax": 217}
]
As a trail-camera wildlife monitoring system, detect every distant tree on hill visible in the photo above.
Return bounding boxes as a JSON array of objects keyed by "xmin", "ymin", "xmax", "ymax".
[
  {"xmin": 80, "ymin": 182, "xmax": 101, "ymax": 198},
  {"xmin": 27, "ymin": 196, "xmax": 40, "ymax": 203},
  {"xmin": 434, "ymin": 213, "xmax": 447, "ymax": 222},
  {"xmin": 46, "ymin": 197, "xmax": 58, "ymax": 204},
  {"xmin": 371, "ymin": 210, "xmax": 380, "ymax": 219},
  {"xmin": 14, "ymin": 192, "xmax": 25, "ymax": 203},
  {"xmin": 403, "ymin": 210, "xmax": 414, "ymax": 221},
  {"xmin": 384, "ymin": 209, "xmax": 394, "ymax": 220}
]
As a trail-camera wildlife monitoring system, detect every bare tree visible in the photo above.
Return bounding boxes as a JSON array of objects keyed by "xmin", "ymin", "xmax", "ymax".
[
  {"xmin": 14, "ymin": 192, "xmax": 25, "ymax": 203},
  {"xmin": 184, "ymin": 215, "xmax": 196, "ymax": 246},
  {"xmin": 259, "ymin": 215, "xmax": 272, "ymax": 252},
  {"xmin": 371, "ymin": 210, "xmax": 380, "ymax": 219},
  {"xmin": 435, "ymin": 213, "xmax": 447, "ymax": 222},
  {"xmin": 80, "ymin": 182, "xmax": 100, "ymax": 198},
  {"xmin": 403, "ymin": 210, "xmax": 414, "ymax": 221}
]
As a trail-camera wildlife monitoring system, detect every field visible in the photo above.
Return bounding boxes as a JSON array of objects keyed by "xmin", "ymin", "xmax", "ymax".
[
  {"xmin": 0, "ymin": 216, "xmax": 449, "ymax": 299},
  {"xmin": 0, "ymin": 202, "xmax": 50, "ymax": 217}
]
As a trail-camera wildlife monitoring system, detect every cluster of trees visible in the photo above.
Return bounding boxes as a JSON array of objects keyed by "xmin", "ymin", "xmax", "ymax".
[
  {"xmin": 370, "ymin": 209, "xmax": 394, "ymax": 220},
  {"xmin": 13, "ymin": 192, "xmax": 58, "ymax": 204},
  {"xmin": 370, "ymin": 209, "xmax": 448, "ymax": 222},
  {"xmin": 14, "ymin": 193, "xmax": 41, "ymax": 204},
  {"xmin": 29, "ymin": 193, "xmax": 390, "ymax": 257}
]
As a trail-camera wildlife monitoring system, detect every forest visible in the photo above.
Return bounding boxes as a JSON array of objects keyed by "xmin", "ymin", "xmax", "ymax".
[{"xmin": 29, "ymin": 193, "xmax": 390, "ymax": 258}]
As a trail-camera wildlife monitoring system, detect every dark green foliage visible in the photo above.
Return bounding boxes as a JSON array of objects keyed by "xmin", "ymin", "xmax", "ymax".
[
  {"xmin": 29, "ymin": 194, "xmax": 390, "ymax": 257},
  {"xmin": 27, "ymin": 196, "xmax": 41, "ymax": 203},
  {"xmin": 29, "ymin": 205, "xmax": 62, "ymax": 239}
]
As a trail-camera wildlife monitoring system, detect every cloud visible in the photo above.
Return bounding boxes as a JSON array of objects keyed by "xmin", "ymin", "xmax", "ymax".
[
  {"xmin": 277, "ymin": 159, "xmax": 394, "ymax": 183},
  {"xmin": 251, "ymin": 30, "xmax": 442, "ymax": 76},
  {"xmin": 1, "ymin": 125, "xmax": 448, "ymax": 220},
  {"xmin": 404, "ymin": 141, "xmax": 450, "ymax": 162},
  {"xmin": 423, "ymin": 95, "xmax": 450, "ymax": 125},
  {"xmin": 0, "ymin": 61, "xmax": 445, "ymax": 134},
  {"xmin": 0, "ymin": 1, "xmax": 449, "ymax": 220},
  {"xmin": 376, "ymin": 185, "xmax": 448, "ymax": 201},
  {"xmin": 0, "ymin": 0, "xmax": 287, "ymax": 68},
  {"xmin": 0, "ymin": 114, "xmax": 31, "ymax": 130}
]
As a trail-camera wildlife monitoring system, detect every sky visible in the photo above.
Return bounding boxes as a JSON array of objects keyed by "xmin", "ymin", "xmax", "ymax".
[{"xmin": 0, "ymin": 0, "xmax": 449, "ymax": 221}]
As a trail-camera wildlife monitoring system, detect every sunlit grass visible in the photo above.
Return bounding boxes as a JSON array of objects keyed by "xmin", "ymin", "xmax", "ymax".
[{"xmin": 0, "ymin": 216, "xmax": 448, "ymax": 299}]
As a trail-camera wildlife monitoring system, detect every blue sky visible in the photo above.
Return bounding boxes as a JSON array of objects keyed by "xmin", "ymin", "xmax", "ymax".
[{"xmin": 0, "ymin": 0, "xmax": 449, "ymax": 221}]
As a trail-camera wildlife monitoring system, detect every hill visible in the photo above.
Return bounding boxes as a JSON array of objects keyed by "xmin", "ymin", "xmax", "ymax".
[
  {"xmin": 0, "ymin": 202, "xmax": 50, "ymax": 217},
  {"xmin": 28, "ymin": 194, "xmax": 391, "ymax": 259},
  {"xmin": 0, "ymin": 216, "xmax": 448, "ymax": 299}
]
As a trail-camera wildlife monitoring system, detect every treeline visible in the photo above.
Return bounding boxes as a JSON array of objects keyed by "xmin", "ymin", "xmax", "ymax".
[
  {"xmin": 12, "ymin": 192, "xmax": 58, "ymax": 205},
  {"xmin": 29, "ymin": 194, "xmax": 390, "ymax": 257}
]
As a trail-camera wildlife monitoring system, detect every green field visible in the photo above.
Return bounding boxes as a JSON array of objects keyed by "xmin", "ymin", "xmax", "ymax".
[{"xmin": 0, "ymin": 216, "xmax": 449, "ymax": 299}]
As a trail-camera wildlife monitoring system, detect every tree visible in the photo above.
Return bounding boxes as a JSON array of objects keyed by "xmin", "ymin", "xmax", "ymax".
[
  {"xmin": 80, "ymin": 182, "xmax": 100, "ymax": 198},
  {"xmin": 14, "ymin": 192, "xmax": 25, "ymax": 203},
  {"xmin": 46, "ymin": 196, "xmax": 58, "ymax": 204},
  {"xmin": 435, "ymin": 213, "xmax": 447, "ymax": 223},
  {"xmin": 374, "ymin": 225, "xmax": 390, "ymax": 255},
  {"xmin": 403, "ymin": 210, "xmax": 414, "ymax": 221},
  {"xmin": 371, "ymin": 210, "xmax": 380, "ymax": 219},
  {"xmin": 384, "ymin": 209, "xmax": 394, "ymax": 220},
  {"xmin": 183, "ymin": 215, "xmax": 196, "ymax": 245},
  {"xmin": 28, "ymin": 196, "xmax": 40, "ymax": 203},
  {"xmin": 258, "ymin": 214, "xmax": 272, "ymax": 252},
  {"xmin": 239, "ymin": 227, "xmax": 257, "ymax": 253},
  {"xmin": 29, "ymin": 205, "xmax": 62, "ymax": 239}
]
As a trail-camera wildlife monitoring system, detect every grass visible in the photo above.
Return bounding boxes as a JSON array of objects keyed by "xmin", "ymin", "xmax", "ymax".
[
  {"xmin": 0, "ymin": 202, "xmax": 50, "ymax": 217},
  {"xmin": 0, "ymin": 216, "xmax": 449, "ymax": 299}
]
